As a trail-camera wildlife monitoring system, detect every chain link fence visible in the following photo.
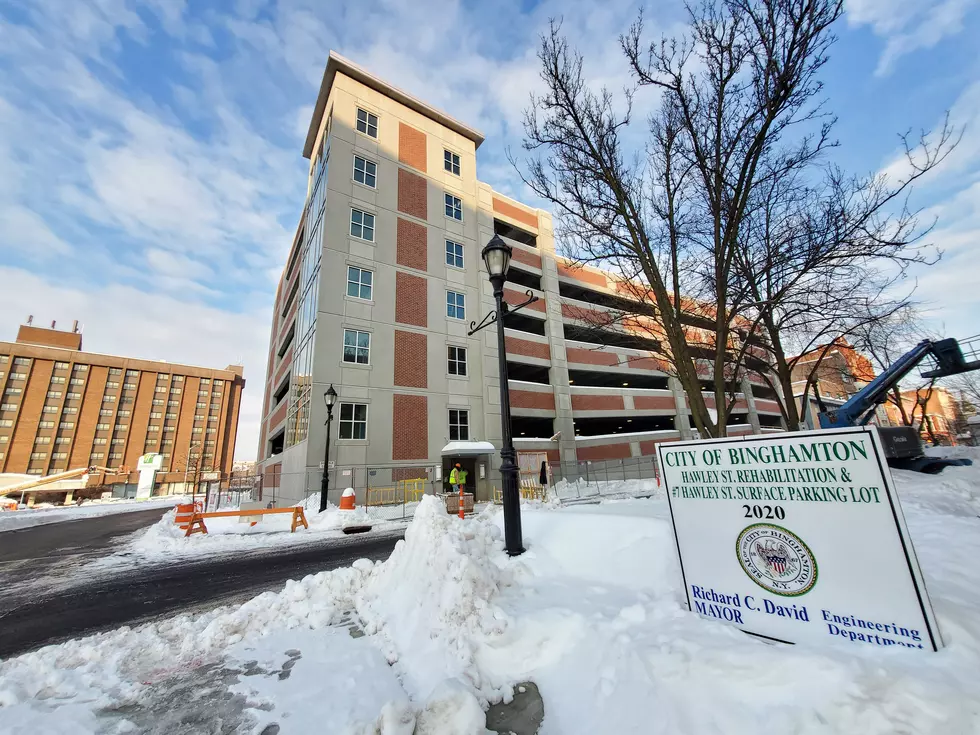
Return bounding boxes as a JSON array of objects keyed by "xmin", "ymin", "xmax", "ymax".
[
  {"xmin": 256, "ymin": 464, "xmax": 447, "ymax": 522},
  {"xmin": 548, "ymin": 456, "xmax": 662, "ymax": 504}
]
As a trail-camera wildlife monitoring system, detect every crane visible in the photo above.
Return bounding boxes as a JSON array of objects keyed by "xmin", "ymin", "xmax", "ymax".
[{"xmin": 818, "ymin": 337, "xmax": 980, "ymax": 473}]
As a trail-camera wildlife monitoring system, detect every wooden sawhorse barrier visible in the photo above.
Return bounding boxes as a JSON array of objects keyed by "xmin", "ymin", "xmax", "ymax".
[{"xmin": 184, "ymin": 506, "xmax": 309, "ymax": 537}]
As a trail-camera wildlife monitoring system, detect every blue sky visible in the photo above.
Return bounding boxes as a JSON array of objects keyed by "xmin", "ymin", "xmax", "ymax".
[{"xmin": 1, "ymin": 0, "xmax": 978, "ymax": 460}]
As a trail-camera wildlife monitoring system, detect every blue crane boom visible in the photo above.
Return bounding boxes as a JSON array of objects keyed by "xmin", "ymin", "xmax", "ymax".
[{"xmin": 816, "ymin": 337, "xmax": 980, "ymax": 473}]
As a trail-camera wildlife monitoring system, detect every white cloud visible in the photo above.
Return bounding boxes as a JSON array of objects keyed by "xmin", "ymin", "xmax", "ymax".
[
  {"xmin": 847, "ymin": 0, "xmax": 980, "ymax": 75},
  {"xmin": 0, "ymin": 205, "xmax": 72, "ymax": 258},
  {"xmin": 0, "ymin": 267, "xmax": 269, "ymax": 461}
]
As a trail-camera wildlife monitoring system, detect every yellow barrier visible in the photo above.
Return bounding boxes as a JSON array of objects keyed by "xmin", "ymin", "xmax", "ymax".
[
  {"xmin": 492, "ymin": 484, "xmax": 545, "ymax": 503},
  {"xmin": 397, "ymin": 478, "xmax": 426, "ymax": 501},
  {"xmin": 366, "ymin": 486, "xmax": 398, "ymax": 506}
]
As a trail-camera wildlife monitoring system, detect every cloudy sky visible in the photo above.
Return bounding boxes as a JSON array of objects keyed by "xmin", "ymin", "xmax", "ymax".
[{"xmin": 1, "ymin": 0, "xmax": 978, "ymax": 460}]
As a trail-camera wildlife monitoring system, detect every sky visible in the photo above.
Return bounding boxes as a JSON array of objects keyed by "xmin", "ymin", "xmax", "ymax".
[{"xmin": 0, "ymin": 0, "xmax": 978, "ymax": 461}]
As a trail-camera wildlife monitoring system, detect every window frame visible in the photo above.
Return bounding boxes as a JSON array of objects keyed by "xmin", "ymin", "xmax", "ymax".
[
  {"xmin": 449, "ymin": 409, "xmax": 470, "ymax": 441},
  {"xmin": 445, "ymin": 193, "xmax": 463, "ymax": 221},
  {"xmin": 446, "ymin": 290, "xmax": 466, "ymax": 320},
  {"xmin": 338, "ymin": 402, "xmax": 368, "ymax": 440},
  {"xmin": 445, "ymin": 239, "xmax": 464, "ymax": 269},
  {"xmin": 342, "ymin": 329, "xmax": 372, "ymax": 366},
  {"xmin": 346, "ymin": 265, "xmax": 374, "ymax": 301},
  {"xmin": 356, "ymin": 108, "xmax": 379, "ymax": 139},
  {"xmin": 350, "ymin": 208, "xmax": 376, "ymax": 242},
  {"xmin": 352, "ymin": 155, "xmax": 377, "ymax": 188},
  {"xmin": 448, "ymin": 345, "xmax": 468, "ymax": 377},
  {"xmin": 444, "ymin": 149, "xmax": 461, "ymax": 176}
]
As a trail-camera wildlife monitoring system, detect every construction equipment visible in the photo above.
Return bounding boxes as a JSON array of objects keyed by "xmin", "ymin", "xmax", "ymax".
[{"xmin": 818, "ymin": 337, "xmax": 980, "ymax": 473}]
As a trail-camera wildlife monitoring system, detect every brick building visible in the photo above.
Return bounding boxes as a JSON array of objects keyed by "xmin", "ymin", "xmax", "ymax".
[
  {"xmin": 884, "ymin": 385, "xmax": 964, "ymax": 445},
  {"xmin": 0, "ymin": 323, "xmax": 245, "ymax": 497},
  {"xmin": 256, "ymin": 53, "xmax": 785, "ymax": 505},
  {"xmin": 790, "ymin": 339, "xmax": 886, "ymax": 429}
]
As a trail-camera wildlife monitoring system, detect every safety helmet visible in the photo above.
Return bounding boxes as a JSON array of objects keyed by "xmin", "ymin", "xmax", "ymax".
[{"xmin": 455, "ymin": 463, "xmax": 461, "ymax": 468}]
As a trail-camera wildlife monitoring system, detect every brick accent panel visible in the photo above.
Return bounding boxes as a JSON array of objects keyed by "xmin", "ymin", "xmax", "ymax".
[
  {"xmin": 755, "ymin": 399, "xmax": 781, "ymax": 413},
  {"xmin": 505, "ymin": 336, "xmax": 550, "ymax": 360},
  {"xmin": 546, "ymin": 449, "xmax": 560, "ymax": 462},
  {"xmin": 688, "ymin": 395, "xmax": 749, "ymax": 411},
  {"xmin": 625, "ymin": 355, "xmax": 667, "ymax": 371},
  {"xmin": 392, "ymin": 394, "xmax": 428, "ymax": 460},
  {"xmin": 577, "ymin": 442, "xmax": 632, "ymax": 461},
  {"xmin": 398, "ymin": 122, "xmax": 427, "ymax": 172},
  {"xmin": 639, "ymin": 437, "xmax": 678, "ymax": 456},
  {"xmin": 510, "ymin": 390, "xmax": 555, "ymax": 410},
  {"xmin": 269, "ymin": 400, "xmax": 287, "ymax": 428},
  {"xmin": 398, "ymin": 167, "xmax": 427, "ymax": 220},
  {"xmin": 566, "ymin": 347, "xmax": 619, "ymax": 367},
  {"xmin": 393, "ymin": 467, "xmax": 428, "ymax": 481},
  {"xmin": 633, "ymin": 395, "xmax": 677, "ymax": 411},
  {"xmin": 561, "ymin": 302, "xmax": 612, "ymax": 325},
  {"xmin": 396, "ymin": 218, "xmax": 428, "ymax": 271},
  {"xmin": 274, "ymin": 347, "xmax": 292, "ymax": 387},
  {"xmin": 557, "ymin": 261, "xmax": 607, "ymax": 288},
  {"xmin": 492, "ymin": 197, "xmax": 538, "ymax": 230},
  {"xmin": 510, "ymin": 247, "xmax": 542, "ymax": 269},
  {"xmin": 394, "ymin": 330, "xmax": 427, "ymax": 388},
  {"xmin": 395, "ymin": 271, "xmax": 427, "ymax": 327},
  {"xmin": 504, "ymin": 287, "xmax": 545, "ymax": 312},
  {"xmin": 571, "ymin": 394, "xmax": 625, "ymax": 411},
  {"xmin": 16, "ymin": 325, "xmax": 82, "ymax": 350}
]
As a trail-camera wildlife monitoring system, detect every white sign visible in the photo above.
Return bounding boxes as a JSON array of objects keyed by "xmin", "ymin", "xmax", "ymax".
[
  {"xmin": 136, "ymin": 453, "xmax": 163, "ymax": 499},
  {"xmin": 657, "ymin": 427, "xmax": 942, "ymax": 653},
  {"xmin": 137, "ymin": 453, "xmax": 163, "ymax": 471}
]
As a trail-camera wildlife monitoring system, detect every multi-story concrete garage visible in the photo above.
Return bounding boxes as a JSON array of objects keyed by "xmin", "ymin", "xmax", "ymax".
[{"xmin": 256, "ymin": 53, "xmax": 785, "ymax": 506}]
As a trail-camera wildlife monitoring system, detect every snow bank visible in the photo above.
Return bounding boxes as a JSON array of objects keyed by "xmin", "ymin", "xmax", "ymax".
[
  {"xmin": 103, "ymin": 502, "xmax": 399, "ymax": 565},
  {"xmin": 0, "ymin": 495, "xmax": 185, "ymax": 533},
  {"xmin": 356, "ymin": 497, "xmax": 511, "ymax": 703}
]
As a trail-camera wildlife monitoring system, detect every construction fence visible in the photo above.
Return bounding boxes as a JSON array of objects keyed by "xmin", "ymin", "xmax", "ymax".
[
  {"xmin": 247, "ymin": 455, "xmax": 666, "ymax": 520},
  {"xmin": 547, "ymin": 456, "xmax": 662, "ymax": 504}
]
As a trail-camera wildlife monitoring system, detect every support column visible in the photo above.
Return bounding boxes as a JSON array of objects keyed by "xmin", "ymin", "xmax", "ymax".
[
  {"xmin": 669, "ymin": 376, "xmax": 693, "ymax": 440},
  {"xmin": 742, "ymin": 376, "xmax": 762, "ymax": 434}
]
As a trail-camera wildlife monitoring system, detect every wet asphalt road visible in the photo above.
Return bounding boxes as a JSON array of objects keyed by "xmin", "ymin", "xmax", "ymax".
[{"xmin": 0, "ymin": 510, "xmax": 402, "ymax": 659}]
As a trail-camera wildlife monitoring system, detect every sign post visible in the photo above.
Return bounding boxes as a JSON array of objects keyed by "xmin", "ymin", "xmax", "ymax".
[{"xmin": 657, "ymin": 427, "xmax": 943, "ymax": 652}]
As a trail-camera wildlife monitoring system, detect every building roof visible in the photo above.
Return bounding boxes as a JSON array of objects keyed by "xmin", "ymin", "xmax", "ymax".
[
  {"xmin": 1, "ymin": 338, "xmax": 244, "ymax": 379},
  {"xmin": 303, "ymin": 51, "xmax": 485, "ymax": 159}
]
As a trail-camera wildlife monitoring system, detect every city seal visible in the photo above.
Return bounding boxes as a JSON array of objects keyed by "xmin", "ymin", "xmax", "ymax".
[{"xmin": 736, "ymin": 523, "xmax": 817, "ymax": 597}]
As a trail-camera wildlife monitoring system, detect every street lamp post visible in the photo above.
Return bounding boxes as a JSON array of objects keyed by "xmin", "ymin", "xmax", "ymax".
[
  {"xmin": 320, "ymin": 384, "xmax": 338, "ymax": 513},
  {"xmin": 468, "ymin": 234, "xmax": 538, "ymax": 556}
]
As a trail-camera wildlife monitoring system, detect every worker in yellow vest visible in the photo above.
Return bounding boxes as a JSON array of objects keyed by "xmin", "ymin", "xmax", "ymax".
[{"xmin": 449, "ymin": 463, "xmax": 467, "ymax": 494}]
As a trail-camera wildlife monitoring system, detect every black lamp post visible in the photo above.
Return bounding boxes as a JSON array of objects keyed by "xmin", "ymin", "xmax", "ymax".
[
  {"xmin": 469, "ymin": 234, "xmax": 538, "ymax": 556},
  {"xmin": 319, "ymin": 384, "xmax": 338, "ymax": 513}
]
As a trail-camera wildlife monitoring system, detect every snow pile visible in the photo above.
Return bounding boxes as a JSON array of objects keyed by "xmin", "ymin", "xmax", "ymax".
[
  {"xmin": 550, "ymin": 475, "xmax": 662, "ymax": 503},
  {"xmin": 111, "ymin": 502, "xmax": 396, "ymax": 564},
  {"xmin": 356, "ymin": 497, "xmax": 512, "ymax": 704},
  {"xmin": 0, "ymin": 495, "xmax": 185, "ymax": 533},
  {"xmin": 0, "ymin": 562, "xmax": 373, "ymax": 712}
]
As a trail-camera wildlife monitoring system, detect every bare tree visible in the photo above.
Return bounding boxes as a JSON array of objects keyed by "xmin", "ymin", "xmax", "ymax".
[
  {"xmin": 517, "ymin": 1, "xmax": 844, "ymax": 437},
  {"xmin": 731, "ymin": 113, "xmax": 957, "ymax": 429}
]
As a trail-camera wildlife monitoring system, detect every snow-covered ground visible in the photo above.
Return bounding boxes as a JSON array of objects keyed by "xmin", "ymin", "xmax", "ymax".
[
  {"xmin": 2, "ymin": 456, "xmax": 980, "ymax": 733},
  {"xmin": 0, "ymin": 495, "xmax": 187, "ymax": 533}
]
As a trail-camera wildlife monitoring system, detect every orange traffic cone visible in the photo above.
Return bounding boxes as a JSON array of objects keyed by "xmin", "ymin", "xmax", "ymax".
[{"xmin": 339, "ymin": 487, "xmax": 356, "ymax": 511}]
